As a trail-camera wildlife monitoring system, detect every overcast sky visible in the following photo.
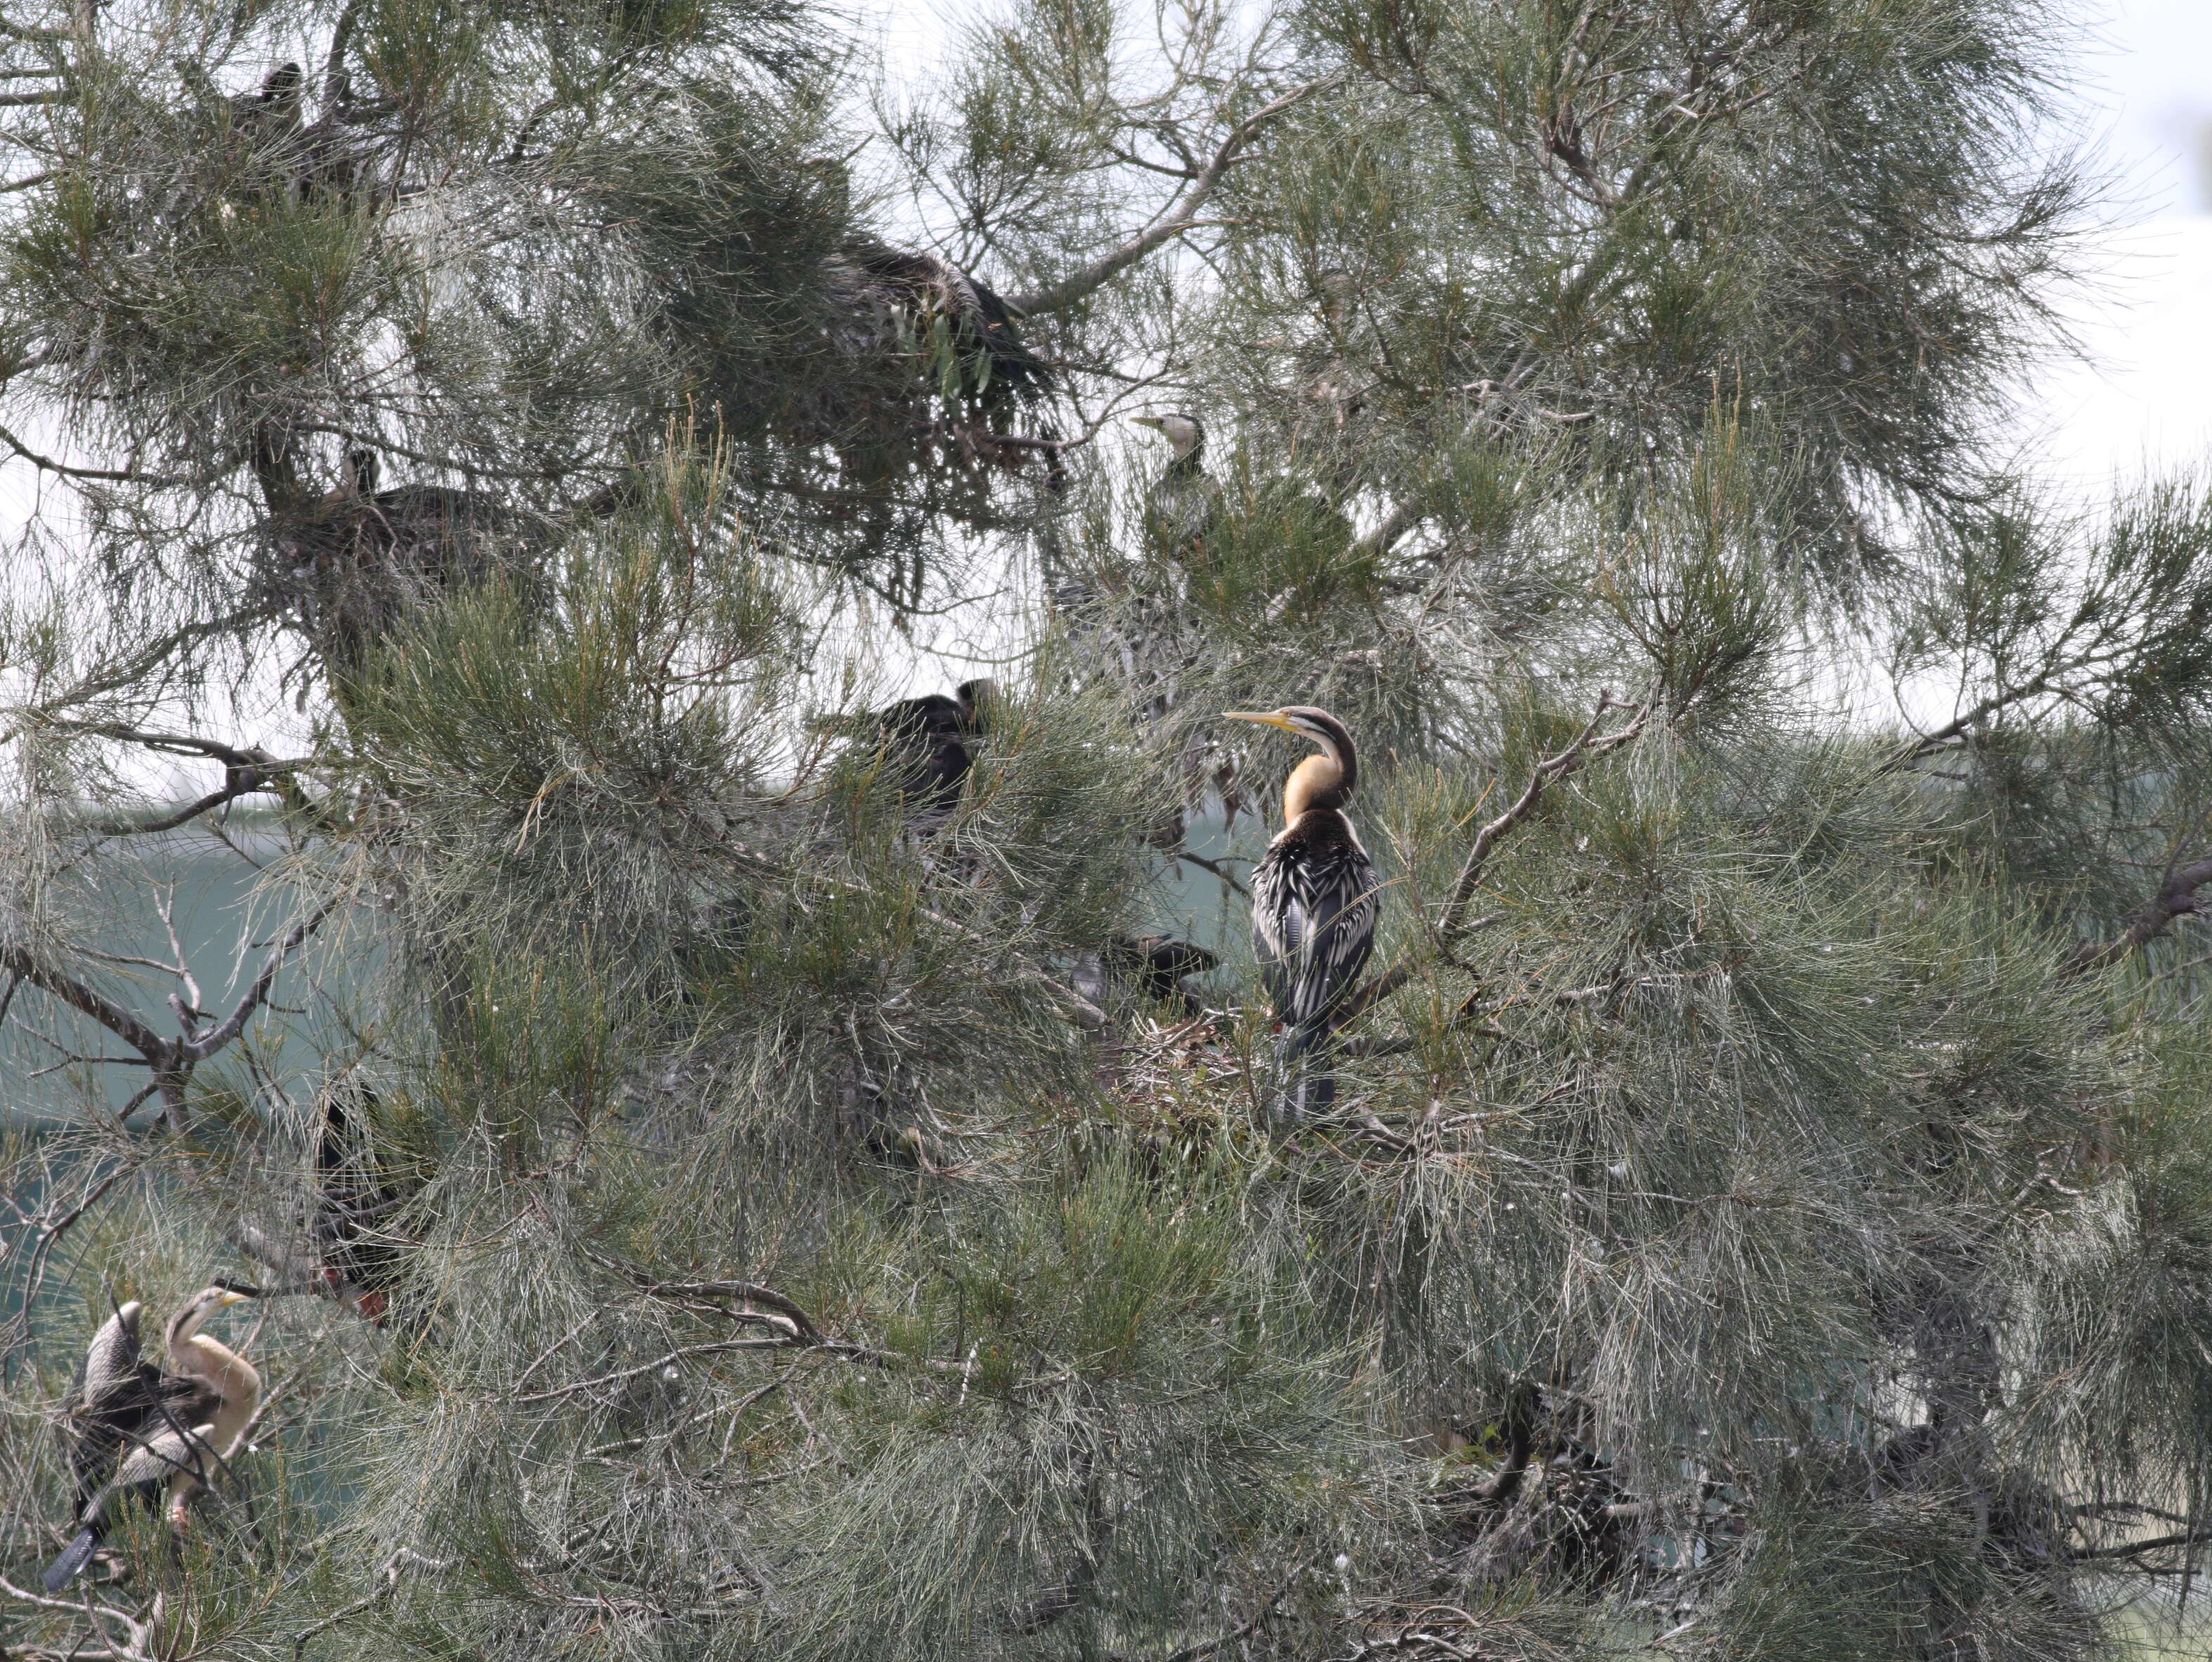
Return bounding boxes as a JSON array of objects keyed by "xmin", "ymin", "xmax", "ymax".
[
  {"xmin": 2013, "ymin": 1, "xmax": 2212, "ymax": 487},
  {"xmin": 15, "ymin": 0, "xmax": 2212, "ymax": 796}
]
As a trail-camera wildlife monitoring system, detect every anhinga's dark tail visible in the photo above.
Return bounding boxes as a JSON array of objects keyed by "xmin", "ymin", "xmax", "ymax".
[
  {"xmin": 1274, "ymin": 1023, "xmax": 1338, "ymax": 1124},
  {"xmin": 44, "ymin": 1524, "xmax": 100, "ymax": 1591}
]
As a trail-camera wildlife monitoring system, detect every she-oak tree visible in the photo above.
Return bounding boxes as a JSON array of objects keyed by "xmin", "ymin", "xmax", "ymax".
[{"xmin": 6, "ymin": 1, "xmax": 2212, "ymax": 1659}]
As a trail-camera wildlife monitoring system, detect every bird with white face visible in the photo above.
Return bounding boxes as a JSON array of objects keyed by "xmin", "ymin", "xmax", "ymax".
[{"xmin": 1131, "ymin": 413, "xmax": 1220, "ymax": 563}]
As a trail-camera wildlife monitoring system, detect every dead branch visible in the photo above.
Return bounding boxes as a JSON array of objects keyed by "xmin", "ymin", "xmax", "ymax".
[
  {"xmin": 0, "ymin": 897, "xmax": 337, "ymax": 1130},
  {"xmin": 1436, "ymin": 691, "xmax": 1652, "ymax": 947},
  {"xmin": 1008, "ymin": 73, "xmax": 1345, "ymax": 318},
  {"xmin": 2067, "ymin": 857, "xmax": 2212, "ymax": 978},
  {"xmin": 1328, "ymin": 693, "xmax": 1650, "ymax": 1027}
]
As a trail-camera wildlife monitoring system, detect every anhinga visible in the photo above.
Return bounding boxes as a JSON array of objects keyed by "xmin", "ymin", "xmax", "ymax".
[
  {"xmin": 313, "ymin": 1083, "xmax": 415, "ymax": 1322},
  {"xmin": 1130, "ymin": 413, "xmax": 1219, "ymax": 563},
  {"xmin": 1223, "ymin": 707, "xmax": 1379, "ymax": 1119},
  {"xmin": 44, "ymin": 1287, "xmax": 261, "ymax": 1590},
  {"xmin": 843, "ymin": 242, "xmax": 1051, "ymax": 410}
]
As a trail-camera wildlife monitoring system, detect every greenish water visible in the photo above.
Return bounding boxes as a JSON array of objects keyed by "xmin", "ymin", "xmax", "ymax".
[{"xmin": 2, "ymin": 831, "xmax": 356, "ymax": 1126}]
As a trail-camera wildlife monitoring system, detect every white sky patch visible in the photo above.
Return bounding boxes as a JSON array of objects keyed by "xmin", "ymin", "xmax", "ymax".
[{"xmin": 15, "ymin": 0, "xmax": 2212, "ymax": 797}]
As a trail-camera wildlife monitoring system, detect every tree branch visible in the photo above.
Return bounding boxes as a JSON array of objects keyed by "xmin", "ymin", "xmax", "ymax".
[
  {"xmin": 79, "ymin": 766, "xmax": 298, "ymax": 838},
  {"xmin": 1334, "ymin": 959, "xmax": 1415, "ymax": 1026},
  {"xmin": 0, "ymin": 940, "xmax": 179, "ymax": 1069},
  {"xmin": 0, "ymin": 420, "xmax": 191, "ymax": 486},
  {"xmin": 2068, "ymin": 1524, "xmax": 2212, "ymax": 1562},
  {"xmin": 1325, "ymin": 693, "xmax": 1652, "ymax": 1029},
  {"xmin": 0, "ymin": 896, "xmax": 337, "ymax": 1130},
  {"xmin": 1436, "ymin": 691, "xmax": 1652, "ymax": 945},
  {"xmin": 1007, "ymin": 73, "xmax": 1345, "ymax": 317},
  {"xmin": 2066, "ymin": 857, "xmax": 2212, "ymax": 978},
  {"xmin": 186, "ymin": 898, "xmax": 340, "ymax": 1059}
]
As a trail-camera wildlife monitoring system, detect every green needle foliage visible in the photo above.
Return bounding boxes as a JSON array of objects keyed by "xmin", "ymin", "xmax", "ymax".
[{"xmin": 8, "ymin": 1, "xmax": 2212, "ymax": 1659}]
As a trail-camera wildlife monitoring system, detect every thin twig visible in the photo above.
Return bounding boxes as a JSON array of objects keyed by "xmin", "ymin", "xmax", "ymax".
[
  {"xmin": 1009, "ymin": 72, "xmax": 1347, "ymax": 316},
  {"xmin": 1436, "ymin": 690, "xmax": 1652, "ymax": 946}
]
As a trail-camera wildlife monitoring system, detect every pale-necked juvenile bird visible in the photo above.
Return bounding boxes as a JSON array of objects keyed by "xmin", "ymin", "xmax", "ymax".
[
  {"xmin": 1223, "ymin": 706, "xmax": 1379, "ymax": 1120},
  {"xmin": 44, "ymin": 1287, "xmax": 261, "ymax": 1590},
  {"xmin": 1131, "ymin": 413, "xmax": 1220, "ymax": 564}
]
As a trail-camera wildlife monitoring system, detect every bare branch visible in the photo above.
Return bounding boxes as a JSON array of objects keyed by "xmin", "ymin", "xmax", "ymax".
[
  {"xmin": 1436, "ymin": 691, "xmax": 1653, "ymax": 945},
  {"xmin": 1323, "ymin": 696, "xmax": 1651, "ymax": 1030},
  {"xmin": 2066, "ymin": 857, "xmax": 2212, "ymax": 978},
  {"xmin": 1007, "ymin": 73, "xmax": 1345, "ymax": 317},
  {"xmin": 0, "ymin": 896, "xmax": 337, "ymax": 1130},
  {"xmin": 0, "ymin": 420, "xmax": 191, "ymax": 486},
  {"xmin": 186, "ymin": 898, "xmax": 340, "ymax": 1059},
  {"xmin": 0, "ymin": 940, "xmax": 179, "ymax": 1068},
  {"xmin": 1333, "ymin": 958, "xmax": 1415, "ymax": 1026},
  {"xmin": 511, "ymin": 1338, "xmax": 796, "ymax": 1405},
  {"xmin": 2069, "ymin": 1525, "xmax": 2212, "ymax": 1562},
  {"xmin": 79, "ymin": 776, "xmax": 283, "ymax": 837}
]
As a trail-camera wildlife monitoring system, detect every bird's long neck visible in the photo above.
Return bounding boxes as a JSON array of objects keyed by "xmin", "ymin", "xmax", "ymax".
[
  {"xmin": 1283, "ymin": 751, "xmax": 1352, "ymax": 822},
  {"xmin": 172, "ymin": 1336, "xmax": 261, "ymax": 1453}
]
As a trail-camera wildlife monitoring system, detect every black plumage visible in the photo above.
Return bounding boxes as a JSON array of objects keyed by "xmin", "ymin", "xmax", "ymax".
[
  {"xmin": 842, "ymin": 241, "xmax": 1053, "ymax": 412},
  {"xmin": 277, "ymin": 446, "xmax": 524, "ymax": 666},
  {"xmin": 1107, "ymin": 933, "xmax": 1220, "ymax": 1013},
  {"xmin": 231, "ymin": 62, "xmax": 305, "ymax": 141},
  {"xmin": 874, "ymin": 693, "xmax": 974, "ymax": 822},
  {"xmin": 870, "ymin": 680, "xmax": 993, "ymax": 825},
  {"xmin": 312, "ymin": 1084, "xmax": 415, "ymax": 1322},
  {"xmin": 1227, "ymin": 707, "xmax": 1380, "ymax": 1120}
]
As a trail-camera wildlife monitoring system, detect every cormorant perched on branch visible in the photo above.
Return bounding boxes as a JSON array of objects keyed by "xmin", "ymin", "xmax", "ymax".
[
  {"xmin": 44, "ymin": 1287, "xmax": 261, "ymax": 1590},
  {"xmin": 312, "ymin": 1082, "xmax": 417, "ymax": 1323},
  {"xmin": 815, "ymin": 240, "xmax": 1058, "ymax": 486},
  {"xmin": 839, "ymin": 241, "xmax": 1052, "ymax": 411},
  {"xmin": 231, "ymin": 62, "xmax": 304, "ymax": 139},
  {"xmin": 869, "ymin": 679, "xmax": 995, "ymax": 824},
  {"xmin": 1107, "ymin": 933, "xmax": 1220, "ymax": 1013},
  {"xmin": 276, "ymin": 446, "xmax": 525, "ymax": 665},
  {"xmin": 1131, "ymin": 413, "xmax": 1218, "ymax": 562},
  {"xmin": 1224, "ymin": 707, "xmax": 1379, "ymax": 1120}
]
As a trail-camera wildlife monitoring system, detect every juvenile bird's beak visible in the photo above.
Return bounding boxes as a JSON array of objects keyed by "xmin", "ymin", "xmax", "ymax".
[
  {"xmin": 1130, "ymin": 415, "xmax": 1165, "ymax": 431},
  {"xmin": 1223, "ymin": 710, "xmax": 1298, "ymax": 733},
  {"xmin": 216, "ymin": 1289, "xmax": 252, "ymax": 1309}
]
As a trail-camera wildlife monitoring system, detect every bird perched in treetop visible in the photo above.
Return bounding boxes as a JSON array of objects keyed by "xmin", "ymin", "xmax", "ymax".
[
  {"xmin": 231, "ymin": 61, "xmax": 304, "ymax": 142},
  {"xmin": 44, "ymin": 1287, "xmax": 261, "ymax": 1590},
  {"xmin": 1131, "ymin": 413, "xmax": 1220, "ymax": 564},
  {"xmin": 282, "ymin": 445, "xmax": 522, "ymax": 668},
  {"xmin": 1223, "ymin": 707, "xmax": 1380, "ymax": 1122},
  {"xmin": 867, "ymin": 680, "xmax": 994, "ymax": 826},
  {"xmin": 313, "ymin": 1082, "xmax": 420, "ymax": 1323}
]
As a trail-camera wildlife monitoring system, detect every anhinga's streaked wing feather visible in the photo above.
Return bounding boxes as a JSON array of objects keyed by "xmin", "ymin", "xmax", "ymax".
[
  {"xmin": 105, "ymin": 1396, "xmax": 224, "ymax": 1495},
  {"xmin": 1251, "ymin": 818, "xmax": 1379, "ymax": 1039},
  {"xmin": 58, "ymin": 1304, "xmax": 162, "ymax": 1508}
]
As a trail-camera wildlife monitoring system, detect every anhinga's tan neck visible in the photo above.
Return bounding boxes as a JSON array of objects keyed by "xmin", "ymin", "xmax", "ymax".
[
  {"xmin": 1283, "ymin": 751, "xmax": 1350, "ymax": 822},
  {"xmin": 172, "ymin": 1335, "xmax": 262, "ymax": 1455}
]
